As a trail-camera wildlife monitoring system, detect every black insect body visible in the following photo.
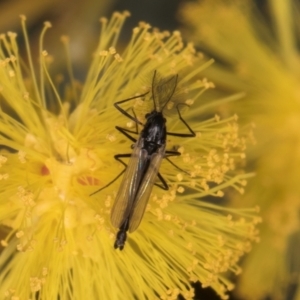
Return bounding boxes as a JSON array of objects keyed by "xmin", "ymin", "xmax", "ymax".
[
  {"xmin": 112, "ymin": 108, "xmax": 168, "ymax": 250},
  {"xmin": 91, "ymin": 71, "xmax": 195, "ymax": 250}
]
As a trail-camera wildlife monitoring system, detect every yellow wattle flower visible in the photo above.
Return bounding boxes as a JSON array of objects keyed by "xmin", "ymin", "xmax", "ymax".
[
  {"xmin": 0, "ymin": 12, "xmax": 259, "ymax": 300},
  {"xmin": 180, "ymin": 0, "xmax": 300, "ymax": 299}
]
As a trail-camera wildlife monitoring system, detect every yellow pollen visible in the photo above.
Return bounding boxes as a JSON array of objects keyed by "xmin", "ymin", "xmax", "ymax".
[
  {"xmin": 99, "ymin": 17, "xmax": 107, "ymax": 24},
  {"xmin": 139, "ymin": 21, "xmax": 151, "ymax": 29},
  {"xmin": 133, "ymin": 27, "xmax": 140, "ymax": 34},
  {"xmin": 114, "ymin": 53, "xmax": 123, "ymax": 62},
  {"xmin": 167, "ymin": 101, "xmax": 174, "ymax": 109},
  {"xmin": 215, "ymin": 115, "xmax": 220, "ymax": 122},
  {"xmin": 43, "ymin": 21, "xmax": 52, "ymax": 28},
  {"xmin": 99, "ymin": 50, "xmax": 108, "ymax": 56},
  {"xmin": 164, "ymin": 214, "xmax": 171, "ymax": 221},
  {"xmin": 176, "ymin": 173, "xmax": 183, "ymax": 181},
  {"xmin": 109, "ymin": 47, "xmax": 116, "ymax": 54},
  {"xmin": 123, "ymin": 10, "xmax": 131, "ymax": 17},
  {"xmin": 16, "ymin": 231, "xmax": 24, "ymax": 238},
  {"xmin": 126, "ymin": 121, "xmax": 133, "ymax": 128},
  {"xmin": 30, "ymin": 277, "xmax": 42, "ymax": 292},
  {"xmin": 45, "ymin": 160, "xmax": 73, "ymax": 200},
  {"xmin": 17, "ymin": 186, "xmax": 35, "ymax": 207},
  {"xmin": 112, "ymin": 12, "xmax": 122, "ymax": 18},
  {"xmin": 183, "ymin": 154, "xmax": 191, "ymax": 163},
  {"xmin": 177, "ymin": 146, "xmax": 184, "ymax": 154},
  {"xmin": 16, "ymin": 244, "xmax": 23, "ymax": 251},
  {"xmin": 7, "ymin": 31, "xmax": 17, "ymax": 39},
  {"xmin": 42, "ymin": 268, "xmax": 48, "ymax": 276},
  {"xmin": 18, "ymin": 151, "xmax": 26, "ymax": 163},
  {"xmin": 8, "ymin": 70, "xmax": 15, "ymax": 77},
  {"xmin": 177, "ymin": 186, "xmax": 185, "ymax": 193},
  {"xmin": 60, "ymin": 35, "xmax": 69, "ymax": 43},
  {"xmin": 10, "ymin": 55, "xmax": 17, "ymax": 62},
  {"xmin": 0, "ymin": 173, "xmax": 9, "ymax": 180},
  {"xmin": 216, "ymin": 190, "xmax": 224, "ymax": 197},
  {"xmin": 104, "ymin": 196, "xmax": 112, "ymax": 207},
  {"xmin": 106, "ymin": 134, "xmax": 116, "ymax": 142},
  {"xmin": 185, "ymin": 99, "xmax": 194, "ymax": 105},
  {"xmin": 1, "ymin": 240, "xmax": 8, "ymax": 247}
]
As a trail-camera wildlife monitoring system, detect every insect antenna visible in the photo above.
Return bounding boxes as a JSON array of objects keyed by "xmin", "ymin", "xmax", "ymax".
[{"xmin": 151, "ymin": 70, "xmax": 158, "ymax": 112}]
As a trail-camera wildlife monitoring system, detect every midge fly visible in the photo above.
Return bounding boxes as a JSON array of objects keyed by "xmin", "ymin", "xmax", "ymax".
[{"xmin": 91, "ymin": 71, "xmax": 195, "ymax": 250}]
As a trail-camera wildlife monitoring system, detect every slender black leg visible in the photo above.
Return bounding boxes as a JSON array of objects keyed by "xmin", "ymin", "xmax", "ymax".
[
  {"xmin": 116, "ymin": 126, "xmax": 137, "ymax": 143},
  {"xmin": 165, "ymin": 150, "xmax": 181, "ymax": 157},
  {"xmin": 115, "ymin": 108, "xmax": 139, "ymax": 143},
  {"xmin": 167, "ymin": 103, "xmax": 196, "ymax": 138},
  {"xmin": 115, "ymin": 153, "xmax": 172, "ymax": 191},
  {"xmin": 156, "ymin": 172, "xmax": 169, "ymax": 190},
  {"xmin": 164, "ymin": 150, "xmax": 190, "ymax": 175},
  {"xmin": 154, "ymin": 150, "xmax": 188, "ymax": 190},
  {"xmin": 90, "ymin": 153, "xmax": 131, "ymax": 196},
  {"xmin": 114, "ymin": 92, "xmax": 149, "ymax": 126}
]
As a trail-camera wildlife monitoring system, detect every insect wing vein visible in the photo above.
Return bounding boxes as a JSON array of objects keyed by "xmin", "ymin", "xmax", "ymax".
[
  {"xmin": 153, "ymin": 74, "xmax": 177, "ymax": 111},
  {"xmin": 128, "ymin": 144, "xmax": 166, "ymax": 232},
  {"xmin": 110, "ymin": 137, "xmax": 146, "ymax": 228}
]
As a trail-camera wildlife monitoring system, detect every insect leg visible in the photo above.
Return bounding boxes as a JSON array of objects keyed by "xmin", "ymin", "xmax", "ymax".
[
  {"xmin": 115, "ymin": 108, "xmax": 139, "ymax": 143},
  {"xmin": 116, "ymin": 126, "xmax": 137, "ymax": 143},
  {"xmin": 154, "ymin": 150, "xmax": 190, "ymax": 190},
  {"xmin": 89, "ymin": 153, "xmax": 131, "ymax": 196},
  {"xmin": 167, "ymin": 103, "xmax": 196, "ymax": 137},
  {"xmin": 155, "ymin": 172, "xmax": 169, "ymax": 190},
  {"xmin": 114, "ymin": 92, "xmax": 149, "ymax": 125},
  {"xmin": 165, "ymin": 150, "xmax": 181, "ymax": 158},
  {"xmin": 164, "ymin": 150, "xmax": 190, "ymax": 175}
]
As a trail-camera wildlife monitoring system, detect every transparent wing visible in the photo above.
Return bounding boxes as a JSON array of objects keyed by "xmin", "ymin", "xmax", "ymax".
[
  {"xmin": 110, "ymin": 137, "xmax": 148, "ymax": 228},
  {"xmin": 152, "ymin": 73, "xmax": 178, "ymax": 112},
  {"xmin": 128, "ymin": 144, "xmax": 166, "ymax": 232}
]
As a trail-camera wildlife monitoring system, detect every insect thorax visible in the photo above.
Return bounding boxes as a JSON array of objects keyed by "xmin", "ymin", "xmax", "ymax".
[{"xmin": 142, "ymin": 112, "xmax": 166, "ymax": 153}]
